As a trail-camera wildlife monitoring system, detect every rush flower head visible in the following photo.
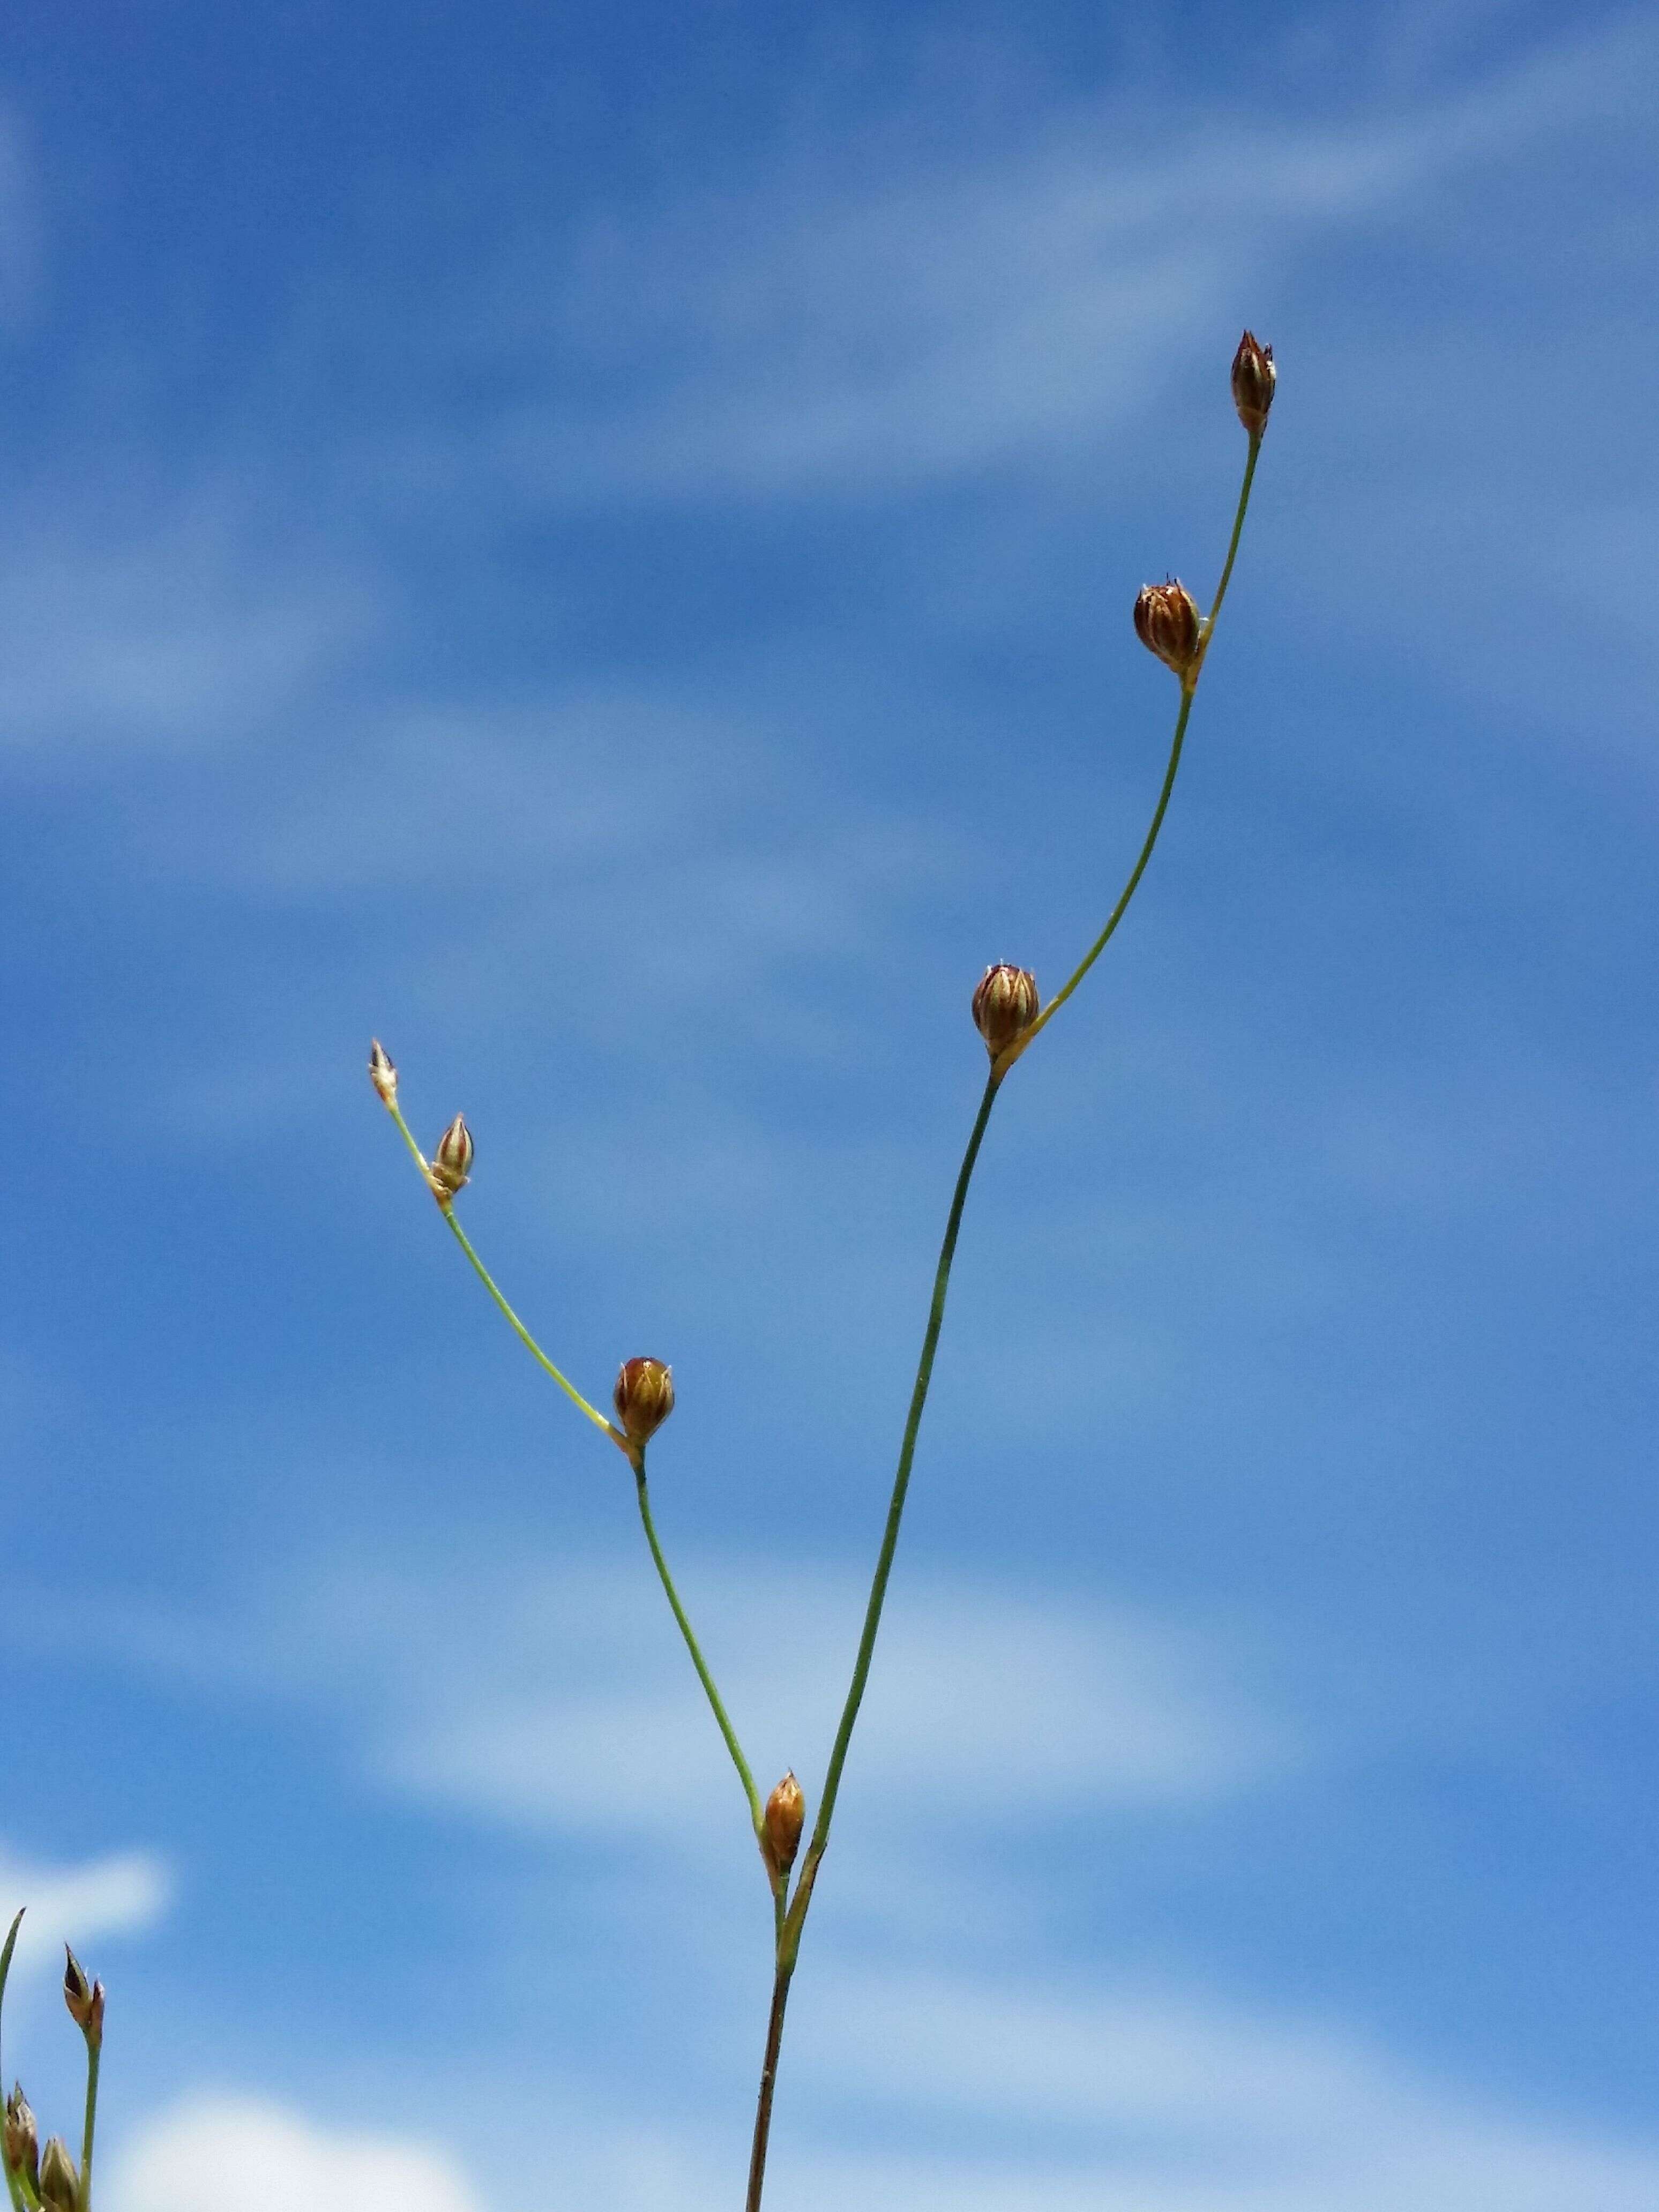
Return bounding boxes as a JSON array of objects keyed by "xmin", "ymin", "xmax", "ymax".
[
  {"xmin": 761, "ymin": 1772, "xmax": 805, "ymax": 1879},
  {"xmin": 38, "ymin": 2137, "xmax": 77, "ymax": 2212},
  {"xmin": 427, "ymin": 1114, "xmax": 474, "ymax": 1204},
  {"xmin": 614, "ymin": 1356, "xmax": 675, "ymax": 1449},
  {"xmin": 368, "ymin": 1038, "xmax": 398, "ymax": 1108},
  {"xmin": 972, "ymin": 965, "xmax": 1040, "ymax": 1060},
  {"xmin": 1133, "ymin": 578, "xmax": 1202, "ymax": 681},
  {"xmin": 1230, "ymin": 330, "xmax": 1276, "ymax": 437},
  {"xmin": 4, "ymin": 2085, "xmax": 38, "ymax": 2194}
]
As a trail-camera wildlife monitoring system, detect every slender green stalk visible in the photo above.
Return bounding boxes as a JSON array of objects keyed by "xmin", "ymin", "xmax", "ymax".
[
  {"xmin": 381, "ymin": 1095, "xmax": 616, "ymax": 1443},
  {"xmin": 634, "ymin": 1462, "xmax": 764, "ymax": 1833},
  {"xmin": 77, "ymin": 2043, "xmax": 99, "ymax": 2212},
  {"xmin": 750, "ymin": 422, "xmax": 1270, "ymax": 2207},
  {"xmin": 1014, "ymin": 428, "xmax": 1261, "ymax": 1063},
  {"xmin": 0, "ymin": 1912, "xmax": 26, "ymax": 2212},
  {"xmin": 1014, "ymin": 686, "xmax": 1192, "ymax": 1056},
  {"xmin": 1202, "ymin": 429, "xmax": 1261, "ymax": 646},
  {"xmin": 782, "ymin": 1067, "xmax": 1003, "ymax": 1962},
  {"xmin": 380, "ymin": 1090, "xmax": 765, "ymax": 1845}
]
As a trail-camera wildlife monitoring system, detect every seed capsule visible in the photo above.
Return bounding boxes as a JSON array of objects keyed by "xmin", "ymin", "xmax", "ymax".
[
  {"xmin": 1230, "ymin": 330, "xmax": 1276, "ymax": 437},
  {"xmin": 427, "ymin": 1113, "xmax": 474, "ymax": 1203},
  {"xmin": 38, "ymin": 2137, "xmax": 77, "ymax": 2212},
  {"xmin": 972, "ymin": 965, "xmax": 1040, "ymax": 1060},
  {"xmin": 613, "ymin": 1357, "xmax": 675, "ymax": 1449},
  {"xmin": 761, "ymin": 1772, "xmax": 805, "ymax": 1879},
  {"xmin": 368, "ymin": 1038, "xmax": 399, "ymax": 1108},
  {"xmin": 5, "ymin": 2085, "xmax": 39, "ymax": 2194},
  {"xmin": 1133, "ymin": 579, "xmax": 1202, "ymax": 682}
]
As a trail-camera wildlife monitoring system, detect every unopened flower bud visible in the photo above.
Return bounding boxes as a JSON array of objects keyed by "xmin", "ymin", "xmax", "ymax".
[
  {"xmin": 613, "ymin": 1356, "xmax": 674, "ymax": 1448},
  {"xmin": 38, "ymin": 2136, "xmax": 76, "ymax": 2212},
  {"xmin": 368, "ymin": 1037, "xmax": 398, "ymax": 1108},
  {"xmin": 1230, "ymin": 330, "xmax": 1276, "ymax": 437},
  {"xmin": 1133, "ymin": 578, "xmax": 1202, "ymax": 681},
  {"xmin": 63, "ymin": 1948, "xmax": 99, "ymax": 2038},
  {"xmin": 427, "ymin": 1113, "xmax": 473, "ymax": 1203},
  {"xmin": 761, "ymin": 1772, "xmax": 805, "ymax": 1880},
  {"xmin": 972, "ymin": 965, "xmax": 1040, "ymax": 1060},
  {"xmin": 5, "ymin": 2086, "xmax": 38, "ymax": 2194}
]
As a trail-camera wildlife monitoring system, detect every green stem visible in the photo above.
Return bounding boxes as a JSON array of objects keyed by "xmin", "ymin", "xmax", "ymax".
[
  {"xmin": 1202, "ymin": 429, "xmax": 1261, "ymax": 647},
  {"xmin": 633, "ymin": 1461, "xmax": 763, "ymax": 1834},
  {"xmin": 0, "ymin": 1912, "xmax": 25, "ymax": 2212},
  {"xmin": 1010, "ymin": 427, "xmax": 1262, "ymax": 1063},
  {"xmin": 1014, "ymin": 686, "xmax": 1192, "ymax": 1056},
  {"xmin": 77, "ymin": 2043, "xmax": 99, "ymax": 2212},
  {"xmin": 782, "ymin": 1068, "xmax": 1003, "ymax": 1966},
  {"xmin": 382, "ymin": 1095, "xmax": 618, "ymax": 1445}
]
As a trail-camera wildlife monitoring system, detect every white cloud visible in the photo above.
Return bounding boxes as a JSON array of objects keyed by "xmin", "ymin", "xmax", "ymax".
[
  {"xmin": 781, "ymin": 1969, "xmax": 1659, "ymax": 2211},
  {"xmin": 109, "ymin": 2097, "xmax": 482, "ymax": 2212},
  {"xmin": 119, "ymin": 1554, "xmax": 1289, "ymax": 1854},
  {"xmin": 0, "ymin": 1845, "xmax": 171, "ymax": 1987}
]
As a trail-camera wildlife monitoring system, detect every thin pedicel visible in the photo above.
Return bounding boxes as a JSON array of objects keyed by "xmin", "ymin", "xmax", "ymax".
[{"xmin": 369, "ymin": 327, "xmax": 1275, "ymax": 2210}]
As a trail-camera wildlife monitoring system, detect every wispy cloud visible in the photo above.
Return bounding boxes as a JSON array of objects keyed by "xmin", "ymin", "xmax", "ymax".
[
  {"xmin": 117, "ymin": 1553, "xmax": 1291, "ymax": 1854},
  {"xmin": 0, "ymin": 1845, "xmax": 171, "ymax": 1987},
  {"xmin": 108, "ymin": 2097, "xmax": 482, "ymax": 2212},
  {"xmin": 419, "ymin": 17, "xmax": 1657, "ymax": 504}
]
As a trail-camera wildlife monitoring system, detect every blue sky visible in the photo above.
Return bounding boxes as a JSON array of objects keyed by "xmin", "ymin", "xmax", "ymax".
[{"xmin": 2, "ymin": 2, "xmax": 1656, "ymax": 2205}]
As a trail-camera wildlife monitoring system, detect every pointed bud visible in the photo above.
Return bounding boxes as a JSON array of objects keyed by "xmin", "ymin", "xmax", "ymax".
[
  {"xmin": 761, "ymin": 1772, "xmax": 805, "ymax": 1880},
  {"xmin": 1133, "ymin": 578, "xmax": 1202, "ymax": 681},
  {"xmin": 972, "ymin": 965, "xmax": 1040, "ymax": 1060},
  {"xmin": 63, "ymin": 1947, "xmax": 97, "ymax": 2035},
  {"xmin": 1230, "ymin": 330, "xmax": 1276, "ymax": 437},
  {"xmin": 38, "ymin": 2136, "xmax": 76, "ymax": 2212},
  {"xmin": 368, "ymin": 1038, "xmax": 399, "ymax": 1108},
  {"xmin": 5, "ymin": 2086, "xmax": 39, "ymax": 2194},
  {"xmin": 427, "ymin": 1113, "xmax": 474, "ymax": 1203},
  {"xmin": 613, "ymin": 1357, "xmax": 675, "ymax": 1449}
]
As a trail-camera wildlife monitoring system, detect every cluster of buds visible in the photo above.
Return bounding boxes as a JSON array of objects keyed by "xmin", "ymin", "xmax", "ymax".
[
  {"xmin": 614, "ymin": 1356, "xmax": 675, "ymax": 1453},
  {"xmin": 1, "ymin": 1946, "xmax": 105, "ymax": 2212}
]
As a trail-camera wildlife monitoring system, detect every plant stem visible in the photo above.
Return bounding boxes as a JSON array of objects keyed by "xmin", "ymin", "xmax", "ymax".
[
  {"xmin": 1015, "ymin": 685, "xmax": 1193, "ymax": 1055},
  {"xmin": 380, "ymin": 1090, "xmax": 764, "ymax": 1834},
  {"xmin": 0, "ymin": 1912, "xmax": 26, "ymax": 2212},
  {"xmin": 1204, "ymin": 429, "xmax": 1261, "ymax": 644},
  {"xmin": 77, "ymin": 2042, "xmax": 99, "ymax": 2212},
  {"xmin": 381, "ymin": 1094, "xmax": 618, "ymax": 1443},
  {"xmin": 744, "ymin": 1968, "xmax": 793, "ymax": 2212},
  {"xmin": 634, "ymin": 1462, "xmax": 764, "ymax": 1833},
  {"xmin": 783, "ymin": 1067, "xmax": 1003, "ymax": 1962}
]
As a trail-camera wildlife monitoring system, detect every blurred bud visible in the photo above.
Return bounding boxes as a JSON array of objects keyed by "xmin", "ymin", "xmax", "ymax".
[
  {"xmin": 427, "ymin": 1113, "xmax": 474, "ymax": 1202},
  {"xmin": 38, "ymin": 2136, "xmax": 76, "ymax": 2212},
  {"xmin": 368, "ymin": 1037, "xmax": 398, "ymax": 1107},
  {"xmin": 1133, "ymin": 579, "xmax": 1201, "ymax": 681},
  {"xmin": 761, "ymin": 1772, "xmax": 805, "ymax": 1880},
  {"xmin": 613, "ymin": 1357, "xmax": 675, "ymax": 1449},
  {"xmin": 1231, "ymin": 330, "xmax": 1276, "ymax": 437},
  {"xmin": 63, "ymin": 1948, "xmax": 98, "ymax": 2037},
  {"xmin": 5, "ymin": 2084, "xmax": 39, "ymax": 2194},
  {"xmin": 972, "ymin": 965, "xmax": 1040, "ymax": 1060}
]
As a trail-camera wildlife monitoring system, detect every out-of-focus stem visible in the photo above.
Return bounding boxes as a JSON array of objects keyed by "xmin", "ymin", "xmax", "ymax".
[
  {"xmin": 77, "ymin": 2043, "xmax": 99, "ymax": 2212},
  {"xmin": 0, "ymin": 1913, "xmax": 25, "ymax": 2212}
]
